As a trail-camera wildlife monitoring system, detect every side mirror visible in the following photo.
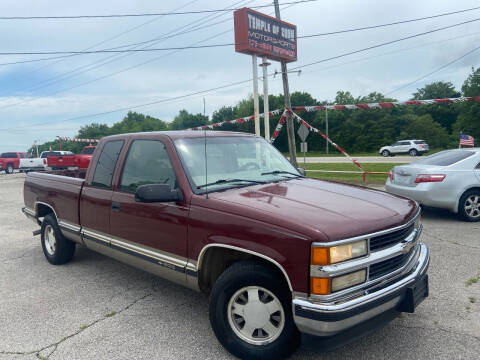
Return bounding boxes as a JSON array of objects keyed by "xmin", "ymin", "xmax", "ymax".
[
  {"xmin": 297, "ymin": 167, "xmax": 306, "ymax": 176},
  {"xmin": 135, "ymin": 184, "xmax": 183, "ymax": 203}
]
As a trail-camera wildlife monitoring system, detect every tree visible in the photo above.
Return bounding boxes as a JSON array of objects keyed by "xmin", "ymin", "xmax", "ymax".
[
  {"xmin": 412, "ymin": 81, "xmax": 460, "ymax": 100},
  {"xmin": 461, "ymin": 66, "xmax": 480, "ymax": 97},
  {"xmin": 169, "ymin": 110, "xmax": 208, "ymax": 130},
  {"xmin": 334, "ymin": 90, "xmax": 355, "ymax": 105}
]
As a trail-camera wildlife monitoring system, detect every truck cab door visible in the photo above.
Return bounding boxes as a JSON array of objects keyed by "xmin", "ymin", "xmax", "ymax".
[
  {"xmin": 80, "ymin": 140, "xmax": 125, "ymax": 255},
  {"xmin": 109, "ymin": 139, "xmax": 189, "ymax": 285}
]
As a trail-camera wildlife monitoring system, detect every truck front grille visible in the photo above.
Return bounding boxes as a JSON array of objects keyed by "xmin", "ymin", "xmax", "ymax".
[
  {"xmin": 369, "ymin": 250, "xmax": 412, "ymax": 280},
  {"xmin": 370, "ymin": 223, "xmax": 414, "ymax": 251}
]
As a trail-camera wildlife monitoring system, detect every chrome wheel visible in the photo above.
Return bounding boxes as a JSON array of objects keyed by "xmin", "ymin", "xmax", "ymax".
[
  {"xmin": 227, "ymin": 286, "xmax": 285, "ymax": 345},
  {"xmin": 464, "ymin": 195, "xmax": 480, "ymax": 219},
  {"xmin": 44, "ymin": 224, "xmax": 56, "ymax": 255}
]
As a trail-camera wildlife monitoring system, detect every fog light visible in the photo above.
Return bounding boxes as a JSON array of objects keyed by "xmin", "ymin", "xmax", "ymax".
[{"xmin": 331, "ymin": 269, "xmax": 367, "ymax": 292}]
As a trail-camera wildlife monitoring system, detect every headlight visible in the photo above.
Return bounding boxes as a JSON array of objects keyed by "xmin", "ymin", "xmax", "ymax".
[{"xmin": 311, "ymin": 240, "xmax": 367, "ymax": 265}]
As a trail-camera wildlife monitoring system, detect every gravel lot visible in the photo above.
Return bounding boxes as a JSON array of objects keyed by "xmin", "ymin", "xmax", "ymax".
[{"xmin": 1, "ymin": 173, "xmax": 479, "ymax": 360}]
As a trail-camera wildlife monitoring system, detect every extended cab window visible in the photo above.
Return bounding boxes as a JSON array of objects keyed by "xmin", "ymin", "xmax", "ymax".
[
  {"xmin": 120, "ymin": 140, "xmax": 177, "ymax": 193},
  {"xmin": 91, "ymin": 140, "xmax": 124, "ymax": 188},
  {"xmin": 1, "ymin": 153, "xmax": 16, "ymax": 158}
]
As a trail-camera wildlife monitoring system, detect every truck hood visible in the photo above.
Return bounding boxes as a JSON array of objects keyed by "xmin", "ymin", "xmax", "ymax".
[{"xmin": 205, "ymin": 178, "xmax": 418, "ymax": 241}]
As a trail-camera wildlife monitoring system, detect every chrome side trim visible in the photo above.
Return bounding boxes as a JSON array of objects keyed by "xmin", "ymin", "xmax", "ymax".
[
  {"xmin": 81, "ymin": 227, "xmax": 190, "ymax": 274},
  {"xmin": 197, "ymin": 244, "xmax": 293, "ymax": 291},
  {"xmin": 58, "ymin": 220, "xmax": 81, "ymax": 233},
  {"xmin": 311, "ymin": 208, "xmax": 421, "ymax": 247},
  {"xmin": 293, "ymin": 243, "xmax": 429, "ymax": 314}
]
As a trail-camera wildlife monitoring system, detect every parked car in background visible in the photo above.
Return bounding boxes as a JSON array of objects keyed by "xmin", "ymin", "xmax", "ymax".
[
  {"xmin": 0, "ymin": 152, "xmax": 26, "ymax": 174},
  {"xmin": 22, "ymin": 131, "xmax": 429, "ymax": 359},
  {"xmin": 45, "ymin": 151, "xmax": 75, "ymax": 171},
  {"xmin": 386, "ymin": 148, "xmax": 480, "ymax": 221},
  {"xmin": 380, "ymin": 140, "xmax": 429, "ymax": 157},
  {"xmin": 74, "ymin": 145, "xmax": 96, "ymax": 170}
]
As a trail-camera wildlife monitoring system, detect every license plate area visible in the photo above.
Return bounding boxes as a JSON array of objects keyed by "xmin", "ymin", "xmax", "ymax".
[{"xmin": 398, "ymin": 274, "xmax": 429, "ymax": 313}]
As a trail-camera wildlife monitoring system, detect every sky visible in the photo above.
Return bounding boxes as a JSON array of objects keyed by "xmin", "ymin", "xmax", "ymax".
[{"xmin": 0, "ymin": 0, "xmax": 479, "ymax": 152}]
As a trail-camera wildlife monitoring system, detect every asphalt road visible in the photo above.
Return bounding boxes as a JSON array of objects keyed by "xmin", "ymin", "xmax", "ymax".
[{"xmin": 1, "ymin": 173, "xmax": 479, "ymax": 360}]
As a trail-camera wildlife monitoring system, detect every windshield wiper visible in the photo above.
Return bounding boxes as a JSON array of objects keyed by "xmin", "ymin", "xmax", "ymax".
[
  {"xmin": 261, "ymin": 170, "xmax": 305, "ymax": 178},
  {"xmin": 197, "ymin": 178, "xmax": 267, "ymax": 189}
]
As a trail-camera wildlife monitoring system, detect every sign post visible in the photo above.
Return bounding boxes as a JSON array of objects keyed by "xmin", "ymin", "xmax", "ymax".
[
  {"xmin": 259, "ymin": 57, "xmax": 271, "ymax": 140},
  {"xmin": 252, "ymin": 55, "xmax": 260, "ymax": 136},
  {"xmin": 234, "ymin": 7, "xmax": 297, "ymax": 154},
  {"xmin": 297, "ymin": 123, "xmax": 309, "ymax": 167}
]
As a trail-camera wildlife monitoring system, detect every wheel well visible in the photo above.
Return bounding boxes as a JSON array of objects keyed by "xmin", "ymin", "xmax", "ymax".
[
  {"xmin": 36, "ymin": 203, "xmax": 55, "ymax": 218},
  {"xmin": 460, "ymin": 187, "xmax": 480, "ymax": 199},
  {"xmin": 197, "ymin": 247, "xmax": 290, "ymax": 293}
]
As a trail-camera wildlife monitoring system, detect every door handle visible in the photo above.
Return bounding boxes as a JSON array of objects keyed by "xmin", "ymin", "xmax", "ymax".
[{"xmin": 111, "ymin": 201, "xmax": 120, "ymax": 212}]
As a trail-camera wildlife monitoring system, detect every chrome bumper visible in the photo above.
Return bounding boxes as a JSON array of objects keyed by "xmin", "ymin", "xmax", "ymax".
[
  {"xmin": 22, "ymin": 207, "xmax": 39, "ymax": 224},
  {"xmin": 292, "ymin": 243, "xmax": 429, "ymax": 337}
]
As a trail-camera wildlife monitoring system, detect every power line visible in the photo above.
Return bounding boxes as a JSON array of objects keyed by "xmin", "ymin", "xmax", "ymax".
[
  {"xmin": 2, "ymin": 6, "xmax": 479, "ymax": 66},
  {"xmin": 385, "ymin": 44, "xmax": 480, "ymax": 95},
  {"xmin": 0, "ymin": 0, "xmax": 254, "ymax": 109},
  {"xmin": 0, "ymin": 0, "xmax": 318, "ymax": 20},
  {"xmin": 290, "ymin": 17, "xmax": 480, "ymax": 71},
  {"xmin": 300, "ymin": 6, "xmax": 480, "ymax": 38},
  {"xmin": 2, "ymin": 10, "xmax": 478, "ymax": 130},
  {"xmin": 2, "ymin": 17, "xmax": 480, "ymax": 57}
]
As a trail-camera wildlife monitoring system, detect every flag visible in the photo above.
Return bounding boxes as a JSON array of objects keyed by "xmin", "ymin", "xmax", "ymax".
[{"xmin": 460, "ymin": 133, "xmax": 475, "ymax": 147}]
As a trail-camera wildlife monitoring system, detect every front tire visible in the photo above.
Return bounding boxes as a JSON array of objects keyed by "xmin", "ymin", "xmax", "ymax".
[
  {"xmin": 409, "ymin": 149, "xmax": 418, "ymax": 157},
  {"xmin": 381, "ymin": 150, "xmax": 390, "ymax": 157},
  {"xmin": 209, "ymin": 261, "xmax": 300, "ymax": 360},
  {"xmin": 459, "ymin": 190, "xmax": 480, "ymax": 222},
  {"xmin": 41, "ymin": 214, "xmax": 76, "ymax": 264},
  {"xmin": 6, "ymin": 164, "xmax": 13, "ymax": 174}
]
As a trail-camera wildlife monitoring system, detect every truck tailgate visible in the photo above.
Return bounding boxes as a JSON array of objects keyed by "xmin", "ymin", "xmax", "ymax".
[
  {"xmin": 24, "ymin": 172, "xmax": 85, "ymax": 227},
  {"xmin": 47, "ymin": 155, "xmax": 77, "ymax": 168}
]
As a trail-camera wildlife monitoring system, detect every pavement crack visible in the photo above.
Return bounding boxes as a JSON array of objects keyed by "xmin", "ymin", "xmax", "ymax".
[{"xmin": 0, "ymin": 292, "xmax": 152, "ymax": 359}]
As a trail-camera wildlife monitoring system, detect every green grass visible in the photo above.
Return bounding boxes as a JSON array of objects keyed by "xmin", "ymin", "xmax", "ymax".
[{"xmin": 304, "ymin": 163, "xmax": 404, "ymax": 185}]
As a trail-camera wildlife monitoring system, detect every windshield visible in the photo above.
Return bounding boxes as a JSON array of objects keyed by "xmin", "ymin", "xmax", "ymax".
[
  {"xmin": 81, "ymin": 147, "xmax": 95, "ymax": 155},
  {"xmin": 174, "ymin": 136, "xmax": 301, "ymax": 193},
  {"xmin": 413, "ymin": 150, "xmax": 474, "ymax": 166}
]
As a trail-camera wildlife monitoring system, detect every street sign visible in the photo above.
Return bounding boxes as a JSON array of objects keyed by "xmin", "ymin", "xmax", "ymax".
[
  {"xmin": 300, "ymin": 142, "xmax": 308, "ymax": 152},
  {"xmin": 297, "ymin": 124, "xmax": 309, "ymax": 142},
  {"xmin": 233, "ymin": 8, "xmax": 297, "ymax": 63}
]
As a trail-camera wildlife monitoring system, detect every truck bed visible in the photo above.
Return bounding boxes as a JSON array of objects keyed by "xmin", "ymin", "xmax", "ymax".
[{"xmin": 24, "ymin": 171, "xmax": 85, "ymax": 227}]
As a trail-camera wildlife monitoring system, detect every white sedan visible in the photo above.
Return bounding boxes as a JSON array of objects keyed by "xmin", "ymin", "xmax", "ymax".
[{"xmin": 386, "ymin": 148, "xmax": 480, "ymax": 221}]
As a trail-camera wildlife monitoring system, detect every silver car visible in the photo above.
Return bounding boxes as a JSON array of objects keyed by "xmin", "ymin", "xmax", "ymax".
[{"xmin": 386, "ymin": 148, "xmax": 480, "ymax": 221}]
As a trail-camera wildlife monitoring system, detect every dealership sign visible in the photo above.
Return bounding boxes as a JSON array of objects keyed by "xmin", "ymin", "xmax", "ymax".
[{"xmin": 234, "ymin": 8, "xmax": 297, "ymax": 63}]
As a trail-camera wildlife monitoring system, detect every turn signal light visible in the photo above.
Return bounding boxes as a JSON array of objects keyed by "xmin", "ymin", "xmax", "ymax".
[
  {"xmin": 414, "ymin": 174, "xmax": 446, "ymax": 183},
  {"xmin": 310, "ymin": 277, "xmax": 331, "ymax": 295}
]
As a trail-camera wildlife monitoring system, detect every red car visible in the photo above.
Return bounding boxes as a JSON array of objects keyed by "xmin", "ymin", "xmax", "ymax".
[
  {"xmin": 22, "ymin": 131, "xmax": 429, "ymax": 359},
  {"xmin": 0, "ymin": 152, "xmax": 26, "ymax": 174},
  {"xmin": 74, "ymin": 145, "xmax": 96, "ymax": 170}
]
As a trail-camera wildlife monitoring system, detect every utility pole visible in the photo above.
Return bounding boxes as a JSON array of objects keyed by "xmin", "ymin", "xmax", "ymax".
[
  {"xmin": 274, "ymin": 0, "xmax": 297, "ymax": 167},
  {"xmin": 252, "ymin": 55, "xmax": 261, "ymax": 136},
  {"xmin": 325, "ymin": 108, "xmax": 329, "ymax": 155}
]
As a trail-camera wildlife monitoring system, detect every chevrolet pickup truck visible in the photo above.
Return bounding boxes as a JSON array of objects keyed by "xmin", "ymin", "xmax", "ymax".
[
  {"xmin": 22, "ymin": 131, "xmax": 429, "ymax": 359},
  {"xmin": 0, "ymin": 152, "xmax": 26, "ymax": 173}
]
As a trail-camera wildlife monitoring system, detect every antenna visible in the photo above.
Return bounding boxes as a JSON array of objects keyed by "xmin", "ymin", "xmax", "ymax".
[{"xmin": 204, "ymin": 129, "xmax": 208, "ymax": 199}]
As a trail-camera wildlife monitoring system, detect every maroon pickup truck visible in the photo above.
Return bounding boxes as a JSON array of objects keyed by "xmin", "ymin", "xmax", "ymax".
[{"xmin": 22, "ymin": 131, "xmax": 429, "ymax": 359}]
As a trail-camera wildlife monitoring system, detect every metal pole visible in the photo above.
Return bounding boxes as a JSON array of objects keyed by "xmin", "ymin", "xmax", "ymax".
[
  {"xmin": 252, "ymin": 55, "xmax": 260, "ymax": 136},
  {"xmin": 326, "ymin": 108, "xmax": 329, "ymax": 155},
  {"xmin": 260, "ymin": 57, "xmax": 270, "ymax": 140},
  {"xmin": 274, "ymin": 0, "xmax": 297, "ymax": 167}
]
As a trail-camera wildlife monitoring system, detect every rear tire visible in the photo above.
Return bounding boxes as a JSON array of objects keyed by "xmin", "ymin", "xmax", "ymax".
[
  {"xmin": 209, "ymin": 260, "xmax": 300, "ymax": 360},
  {"xmin": 458, "ymin": 190, "xmax": 480, "ymax": 222},
  {"xmin": 41, "ymin": 214, "xmax": 76, "ymax": 264},
  {"xmin": 381, "ymin": 150, "xmax": 390, "ymax": 157},
  {"xmin": 6, "ymin": 164, "xmax": 13, "ymax": 174},
  {"xmin": 409, "ymin": 149, "xmax": 418, "ymax": 157}
]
